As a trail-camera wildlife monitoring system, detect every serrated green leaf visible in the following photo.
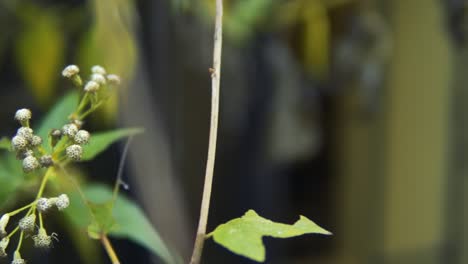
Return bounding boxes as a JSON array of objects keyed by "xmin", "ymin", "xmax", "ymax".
[
  {"xmin": 210, "ymin": 210, "xmax": 331, "ymax": 262},
  {"xmin": 0, "ymin": 137, "xmax": 11, "ymax": 151},
  {"xmin": 36, "ymin": 91, "xmax": 79, "ymax": 151},
  {"xmin": 65, "ymin": 184, "xmax": 174, "ymax": 263},
  {"xmin": 81, "ymin": 128, "xmax": 143, "ymax": 161}
]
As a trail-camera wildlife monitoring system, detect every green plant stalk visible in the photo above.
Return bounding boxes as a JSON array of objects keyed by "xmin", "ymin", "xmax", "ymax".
[
  {"xmin": 190, "ymin": 0, "xmax": 223, "ymax": 263},
  {"xmin": 101, "ymin": 234, "xmax": 121, "ymax": 264}
]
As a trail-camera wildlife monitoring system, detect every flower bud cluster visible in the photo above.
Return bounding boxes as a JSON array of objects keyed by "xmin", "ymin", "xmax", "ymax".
[
  {"xmin": 38, "ymin": 194, "xmax": 70, "ymax": 212},
  {"xmin": 11, "ymin": 110, "xmax": 54, "ymax": 172}
]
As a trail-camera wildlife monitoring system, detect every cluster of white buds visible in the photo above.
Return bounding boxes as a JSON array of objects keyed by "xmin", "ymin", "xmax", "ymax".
[
  {"xmin": 11, "ymin": 109, "xmax": 53, "ymax": 173},
  {"xmin": 80, "ymin": 65, "xmax": 121, "ymax": 94},
  {"xmin": 38, "ymin": 194, "xmax": 70, "ymax": 212},
  {"xmin": 0, "ymin": 214, "xmax": 10, "ymax": 237}
]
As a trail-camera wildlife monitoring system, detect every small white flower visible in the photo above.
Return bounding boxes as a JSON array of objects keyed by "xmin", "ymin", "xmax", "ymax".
[
  {"xmin": 14, "ymin": 109, "xmax": 31, "ymax": 123},
  {"xmin": 66, "ymin": 144, "xmax": 82, "ymax": 161},
  {"xmin": 84, "ymin": 81, "xmax": 100, "ymax": 93},
  {"xmin": 30, "ymin": 135, "xmax": 42, "ymax": 147},
  {"xmin": 107, "ymin": 74, "xmax": 121, "ymax": 85},
  {"xmin": 74, "ymin": 130, "xmax": 90, "ymax": 145},
  {"xmin": 37, "ymin": 198, "xmax": 52, "ymax": 212},
  {"xmin": 0, "ymin": 237, "xmax": 9, "ymax": 257},
  {"xmin": 91, "ymin": 65, "xmax": 106, "ymax": 75},
  {"xmin": 11, "ymin": 136, "xmax": 28, "ymax": 151},
  {"xmin": 32, "ymin": 228, "xmax": 52, "ymax": 249},
  {"xmin": 62, "ymin": 124, "xmax": 78, "ymax": 138},
  {"xmin": 62, "ymin": 65, "xmax": 80, "ymax": 78},
  {"xmin": 16, "ymin": 149, "xmax": 33, "ymax": 160},
  {"xmin": 91, "ymin": 73, "xmax": 106, "ymax": 85},
  {"xmin": 16, "ymin": 127, "xmax": 33, "ymax": 141},
  {"xmin": 11, "ymin": 251, "xmax": 26, "ymax": 264},
  {"xmin": 55, "ymin": 194, "xmax": 70, "ymax": 211},
  {"xmin": 0, "ymin": 214, "xmax": 10, "ymax": 237},
  {"xmin": 18, "ymin": 214, "xmax": 35, "ymax": 232},
  {"xmin": 22, "ymin": 156, "xmax": 39, "ymax": 173},
  {"xmin": 39, "ymin": 155, "xmax": 53, "ymax": 168}
]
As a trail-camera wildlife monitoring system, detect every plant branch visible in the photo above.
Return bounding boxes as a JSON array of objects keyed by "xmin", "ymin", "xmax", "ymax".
[
  {"xmin": 190, "ymin": 0, "xmax": 223, "ymax": 263},
  {"xmin": 101, "ymin": 234, "xmax": 121, "ymax": 264}
]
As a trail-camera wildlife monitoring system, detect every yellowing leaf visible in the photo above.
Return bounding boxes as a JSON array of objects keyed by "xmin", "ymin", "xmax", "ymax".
[
  {"xmin": 15, "ymin": 6, "xmax": 64, "ymax": 106},
  {"xmin": 210, "ymin": 210, "xmax": 331, "ymax": 262}
]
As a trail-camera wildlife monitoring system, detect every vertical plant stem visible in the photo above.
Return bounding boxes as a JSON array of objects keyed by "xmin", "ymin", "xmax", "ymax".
[
  {"xmin": 101, "ymin": 235, "xmax": 121, "ymax": 264},
  {"xmin": 190, "ymin": 0, "xmax": 223, "ymax": 263}
]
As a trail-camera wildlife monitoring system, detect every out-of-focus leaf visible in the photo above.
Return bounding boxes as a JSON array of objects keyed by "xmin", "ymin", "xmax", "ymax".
[
  {"xmin": 87, "ymin": 200, "xmax": 117, "ymax": 239},
  {"xmin": 65, "ymin": 184, "xmax": 175, "ymax": 264},
  {"xmin": 0, "ymin": 137, "xmax": 11, "ymax": 151},
  {"xmin": 78, "ymin": 0, "xmax": 137, "ymax": 123},
  {"xmin": 36, "ymin": 92, "xmax": 79, "ymax": 152},
  {"xmin": 209, "ymin": 210, "xmax": 331, "ymax": 262},
  {"xmin": 0, "ymin": 154, "xmax": 25, "ymax": 208},
  {"xmin": 81, "ymin": 128, "xmax": 143, "ymax": 161},
  {"xmin": 15, "ymin": 5, "xmax": 65, "ymax": 106}
]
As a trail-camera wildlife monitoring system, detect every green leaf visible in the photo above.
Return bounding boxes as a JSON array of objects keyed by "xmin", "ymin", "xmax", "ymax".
[
  {"xmin": 210, "ymin": 210, "xmax": 331, "ymax": 262},
  {"xmin": 65, "ymin": 184, "xmax": 174, "ymax": 264},
  {"xmin": 0, "ymin": 137, "xmax": 11, "ymax": 151},
  {"xmin": 36, "ymin": 91, "xmax": 79, "ymax": 151},
  {"xmin": 81, "ymin": 128, "xmax": 143, "ymax": 161}
]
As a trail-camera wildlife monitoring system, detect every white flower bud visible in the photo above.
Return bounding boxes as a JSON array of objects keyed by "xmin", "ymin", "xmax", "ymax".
[
  {"xmin": 62, "ymin": 124, "xmax": 78, "ymax": 138},
  {"xmin": 16, "ymin": 149, "xmax": 33, "ymax": 160},
  {"xmin": 39, "ymin": 155, "xmax": 53, "ymax": 168},
  {"xmin": 55, "ymin": 194, "xmax": 70, "ymax": 211},
  {"xmin": 74, "ymin": 130, "xmax": 90, "ymax": 145},
  {"xmin": 18, "ymin": 214, "xmax": 35, "ymax": 232},
  {"xmin": 30, "ymin": 135, "xmax": 42, "ymax": 147},
  {"xmin": 66, "ymin": 145, "xmax": 82, "ymax": 161},
  {"xmin": 84, "ymin": 81, "xmax": 100, "ymax": 93},
  {"xmin": 14, "ymin": 109, "xmax": 31, "ymax": 123},
  {"xmin": 107, "ymin": 74, "xmax": 121, "ymax": 85},
  {"xmin": 0, "ymin": 237, "xmax": 9, "ymax": 257},
  {"xmin": 91, "ymin": 73, "xmax": 106, "ymax": 85},
  {"xmin": 62, "ymin": 65, "xmax": 80, "ymax": 78},
  {"xmin": 37, "ymin": 198, "xmax": 52, "ymax": 212},
  {"xmin": 22, "ymin": 156, "xmax": 39, "ymax": 173},
  {"xmin": 11, "ymin": 136, "xmax": 28, "ymax": 151},
  {"xmin": 91, "ymin": 65, "xmax": 106, "ymax": 75},
  {"xmin": 16, "ymin": 127, "xmax": 33, "ymax": 141},
  {"xmin": 12, "ymin": 251, "xmax": 25, "ymax": 264},
  {"xmin": 0, "ymin": 214, "xmax": 10, "ymax": 237},
  {"xmin": 32, "ymin": 228, "xmax": 52, "ymax": 248}
]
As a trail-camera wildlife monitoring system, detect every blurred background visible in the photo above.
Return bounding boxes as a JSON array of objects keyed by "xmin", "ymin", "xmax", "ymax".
[{"xmin": 0, "ymin": 0, "xmax": 465, "ymax": 263}]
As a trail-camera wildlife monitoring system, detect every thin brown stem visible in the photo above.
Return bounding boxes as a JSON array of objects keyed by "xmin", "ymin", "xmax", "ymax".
[
  {"xmin": 189, "ymin": 0, "xmax": 223, "ymax": 263},
  {"xmin": 101, "ymin": 234, "xmax": 121, "ymax": 264}
]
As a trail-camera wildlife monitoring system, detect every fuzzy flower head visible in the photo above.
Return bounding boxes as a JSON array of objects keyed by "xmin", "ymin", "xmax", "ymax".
[
  {"xmin": 11, "ymin": 251, "xmax": 25, "ymax": 264},
  {"xmin": 14, "ymin": 109, "xmax": 31, "ymax": 124},
  {"xmin": 84, "ymin": 81, "xmax": 100, "ymax": 93},
  {"xmin": 91, "ymin": 65, "xmax": 106, "ymax": 75},
  {"xmin": 66, "ymin": 145, "xmax": 82, "ymax": 161},
  {"xmin": 62, "ymin": 65, "xmax": 80, "ymax": 78},
  {"xmin": 16, "ymin": 127, "xmax": 33, "ymax": 142},
  {"xmin": 32, "ymin": 228, "xmax": 53, "ymax": 249},
  {"xmin": 0, "ymin": 214, "xmax": 10, "ymax": 237},
  {"xmin": 91, "ymin": 73, "xmax": 106, "ymax": 85},
  {"xmin": 62, "ymin": 124, "xmax": 78, "ymax": 138},
  {"xmin": 0, "ymin": 237, "xmax": 9, "ymax": 257},
  {"xmin": 37, "ymin": 198, "xmax": 52, "ymax": 212},
  {"xmin": 22, "ymin": 156, "xmax": 39, "ymax": 173},
  {"xmin": 107, "ymin": 74, "xmax": 121, "ymax": 86},
  {"xmin": 74, "ymin": 130, "xmax": 90, "ymax": 145},
  {"xmin": 18, "ymin": 214, "xmax": 36, "ymax": 232},
  {"xmin": 30, "ymin": 135, "xmax": 42, "ymax": 147},
  {"xmin": 39, "ymin": 155, "xmax": 53, "ymax": 168},
  {"xmin": 54, "ymin": 194, "xmax": 70, "ymax": 211},
  {"xmin": 11, "ymin": 136, "xmax": 28, "ymax": 151},
  {"xmin": 16, "ymin": 149, "xmax": 33, "ymax": 160}
]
